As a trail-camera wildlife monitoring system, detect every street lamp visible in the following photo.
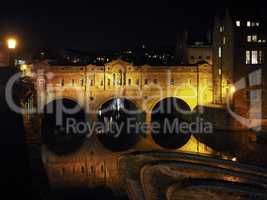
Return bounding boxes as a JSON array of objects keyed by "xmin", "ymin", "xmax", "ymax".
[
  {"xmin": 6, "ymin": 38, "xmax": 17, "ymax": 66},
  {"xmin": 7, "ymin": 38, "xmax": 17, "ymax": 49}
]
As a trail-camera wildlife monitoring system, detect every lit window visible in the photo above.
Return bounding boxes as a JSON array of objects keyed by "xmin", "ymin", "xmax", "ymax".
[
  {"xmin": 220, "ymin": 26, "xmax": 223, "ymax": 32},
  {"xmin": 236, "ymin": 21, "xmax": 241, "ymax": 27},
  {"xmin": 246, "ymin": 51, "xmax": 251, "ymax": 64},
  {"xmin": 223, "ymin": 36, "xmax": 226, "ymax": 45},
  {"xmin": 251, "ymin": 22, "xmax": 256, "ymax": 27},
  {"xmin": 258, "ymin": 40, "xmax": 262, "ymax": 43},
  {"xmin": 252, "ymin": 35, "xmax": 258, "ymax": 42},
  {"xmin": 252, "ymin": 51, "xmax": 258, "ymax": 64},
  {"xmin": 263, "ymin": 40, "xmax": 266, "ymax": 43},
  {"xmin": 247, "ymin": 35, "xmax": 252, "ymax": 42},
  {"xmin": 247, "ymin": 21, "xmax": 251, "ymax": 27},
  {"xmin": 256, "ymin": 22, "xmax": 260, "ymax": 27},
  {"xmin": 218, "ymin": 46, "xmax": 222, "ymax": 58},
  {"xmin": 218, "ymin": 68, "xmax": 222, "ymax": 75}
]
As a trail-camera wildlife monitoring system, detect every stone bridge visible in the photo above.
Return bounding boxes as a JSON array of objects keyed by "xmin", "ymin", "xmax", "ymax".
[{"xmin": 22, "ymin": 59, "xmax": 262, "ymax": 196}]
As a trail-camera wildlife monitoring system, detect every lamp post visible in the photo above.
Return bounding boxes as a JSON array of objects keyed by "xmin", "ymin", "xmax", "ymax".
[{"xmin": 7, "ymin": 38, "xmax": 17, "ymax": 67}]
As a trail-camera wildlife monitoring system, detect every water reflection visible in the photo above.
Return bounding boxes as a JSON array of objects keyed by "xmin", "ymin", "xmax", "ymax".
[{"xmin": 97, "ymin": 98, "xmax": 145, "ymax": 152}]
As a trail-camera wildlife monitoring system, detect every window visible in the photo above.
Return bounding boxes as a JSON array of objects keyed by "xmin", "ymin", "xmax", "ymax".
[
  {"xmin": 170, "ymin": 78, "xmax": 175, "ymax": 85},
  {"xmin": 144, "ymin": 79, "xmax": 148, "ymax": 85},
  {"xmin": 101, "ymin": 80, "xmax": 104, "ymax": 86},
  {"xmin": 90, "ymin": 80, "xmax": 94, "ymax": 86},
  {"xmin": 198, "ymin": 56, "xmax": 202, "ymax": 59},
  {"xmin": 218, "ymin": 46, "xmax": 222, "ymax": 58},
  {"xmin": 247, "ymin": 35, "xmax": 252, "ymax": 42},
  {"xmin": 250, "ymin": 90, "xmax": 261, "ymax": 102},
  {"xmin": 220, "ymin": 26, "xmax": 223, "ymax": 32},
  {"xmin": 247, "ymin": 21, "xmax": 251, "ymax": 27},
  {"xmin": 252, "ymin": 35, "xmax": 258, "ymax": 42},
  {"xmin": 256, "ymin": 22, "xmax": 260, "ymax": 27},
  {"xmin": 249, "ymin": 70, "xmax": 261, "ymax": 86},
  {"xmin": 223, "ymin": 36, "xmax": 226, "ymax": 45},
  {"xmin": 107, "ymin": 79, "xmax": 111, "ymax": 86},
  {"xmin": 252, "ymin": 51, "xmax": 258, "ymax": 64},
  {"xmin": 113, "ymin": 74, "xmax": 116, "ymax": 85},
  {"xmin": 72, "ymin": 79, "xmax": 75, "ymax": 86},
  {"xmin": 251, "ymin": 22, "xmax": 256, "ymax": 27},
  {"xmin": 136, "ymin": 79, "xmax": 140, "ymax": 85},
  {"xmin": 188, "ymin": 79, "xmax": 192, "ymax": 85},
  {"xmin": 218, "ymin": 68, "xmax": 222, "ymax": 75},
  {"xmin": 81, "ymin": 79, "xmax": 84, "ymax": 86},
  {"xmin": 61, "ymin": 79, "xmax": 64, "ymax": 87},
  {"xmin": 236, "ymin": 21, "xmax": 241, "ymax": 27},
  {"xmin": 128, "ymin": 79, "xmax": 131, "ymax": 85},
  {"xmin": 190, "ymin": 56, "xmax": 194, "ymax": 60},
  {"xmin": 246, "ymin": 50, "xmax": 251, "ymax": 64},
  {"xmin": 81, "ymin": 166, "xmax": 85, "ymax": 174},
  {"xmin": 246, "ymin": 50, "xmax": 264, "ymax": 65},
  {"xmin": 153, "ymin": 79, "xmax": 158, "ymax": 84}
]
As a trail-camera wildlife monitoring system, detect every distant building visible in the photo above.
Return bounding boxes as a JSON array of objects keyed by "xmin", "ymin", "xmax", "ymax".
[
  {"xmin": 175, "ymin": 31, "xmax": 213, "ymax": 65},
  {"xmin": 213, "ymin": 9, "xmax": 267, "ymax": 125},
  {"xmin": 187, "ymin": 45, "xmax": 213, "ymax": 65}
]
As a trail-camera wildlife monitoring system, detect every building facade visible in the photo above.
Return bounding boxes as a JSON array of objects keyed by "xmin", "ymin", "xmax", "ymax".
[{"xmin": 213, "ymin": 9, "xmax": 267, "ymax": 128}]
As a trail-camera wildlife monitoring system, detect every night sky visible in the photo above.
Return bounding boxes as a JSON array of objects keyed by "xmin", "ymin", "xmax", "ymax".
[{"xmin": 0, "ymin": 1, "xmax": 263, "ymax": 51}]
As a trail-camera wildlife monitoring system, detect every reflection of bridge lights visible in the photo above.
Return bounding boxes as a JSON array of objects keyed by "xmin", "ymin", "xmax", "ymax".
[{"xmin": 232, "ymin": 157, "xmax": 237, "ymax": 162}]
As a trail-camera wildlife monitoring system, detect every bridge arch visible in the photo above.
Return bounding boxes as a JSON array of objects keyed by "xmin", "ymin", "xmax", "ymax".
[
  {"xmin": 151, "ymin": 97, "xmax": 192, "ymax": 149},
  {"xmin": 96, "ymin": 97, "xmax": 146, "ymax": 152},
  {"xmin": 40, "ymin": 94, "xmax": 85, "ymax": 114},
  {"xmin": 41, "ymin": 98, "xmax": 87, "ymax": 155}
]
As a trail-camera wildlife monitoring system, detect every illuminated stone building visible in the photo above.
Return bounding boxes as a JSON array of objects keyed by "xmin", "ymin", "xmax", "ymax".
[{"xmin": 22, "ymin": 59, "xmax": 214, "ymax": 189}]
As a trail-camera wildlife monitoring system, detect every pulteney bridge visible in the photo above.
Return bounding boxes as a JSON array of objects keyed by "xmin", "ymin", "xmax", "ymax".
[{"xmin": 21, "ymin": 59, "xmax": 267, "ymax": 199}]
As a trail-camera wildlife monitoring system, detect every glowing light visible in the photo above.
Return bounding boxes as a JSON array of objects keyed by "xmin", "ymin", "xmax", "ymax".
[
  {"xmin": 230, "ymin": 85, "xmax": 236, "ymax": 93},
  {"xmin": 232, "ymin": 157, "xmax": 237, "ymax": 162},
  {"xmin": 7, "ymin": 38, "xmax": 17, "ymax": 49},
  {"xmin": 21, "ymin": 64, "xmax": 27, "ymax": 71}
]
